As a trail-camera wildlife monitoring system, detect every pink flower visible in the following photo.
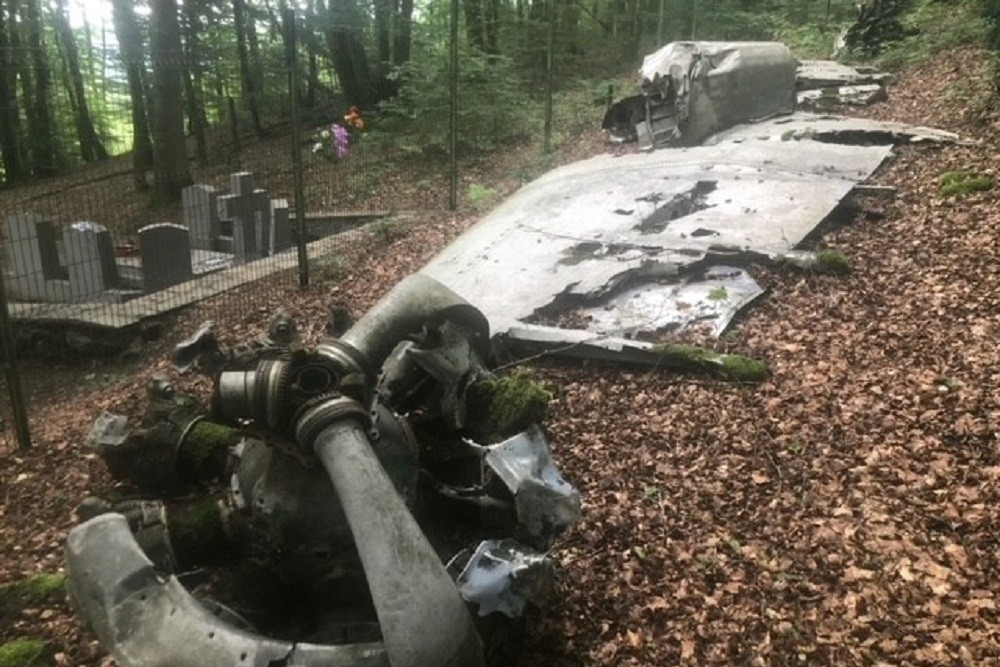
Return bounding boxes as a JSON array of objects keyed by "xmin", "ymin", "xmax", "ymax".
[{"xmin": 331, "ymin": 124, "xmax": 350, "ymax": 159}]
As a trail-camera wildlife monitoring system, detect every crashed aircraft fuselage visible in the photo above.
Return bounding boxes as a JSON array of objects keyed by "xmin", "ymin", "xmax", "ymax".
[{"xmin": 604, "ymin": 41, "xmax": 797, "ymax": 148}]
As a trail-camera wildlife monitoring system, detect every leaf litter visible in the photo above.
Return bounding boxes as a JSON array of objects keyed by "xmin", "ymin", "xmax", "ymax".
[{"xmin": 1, "ymin": 49, "xmax": 999, "ymax": 666}]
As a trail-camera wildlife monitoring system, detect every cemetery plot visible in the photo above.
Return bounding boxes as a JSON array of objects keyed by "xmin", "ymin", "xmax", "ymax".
[{"xmin": 2, "ymin": 172, "xmax": 293, "ymax": 308}]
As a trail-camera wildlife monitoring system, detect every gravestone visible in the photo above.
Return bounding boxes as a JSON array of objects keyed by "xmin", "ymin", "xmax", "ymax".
[
  {"xmin": 3, "ymin": 213, "xmax": 68, "ymax": 301},
  {"xmin": 139, "ymin": 224, "xmax": 193, "ymax": 293},
  {"xmin": 64, "ymin": 222, "xmax": 121, "ymax": 302},
  {"xmin": 219, "ymin": 172, "xmax": 269, "ymax": 261},
  {"xmin": 254, "ymin": 190, "xmax": 271, "ymax": 256},
  {"xmin": 270, "ymin": 199, "xmax": 292, "ymax": 252},
  {"xmin": 182, "ymin": 185, "xmax": 221, "ymax": 251}
]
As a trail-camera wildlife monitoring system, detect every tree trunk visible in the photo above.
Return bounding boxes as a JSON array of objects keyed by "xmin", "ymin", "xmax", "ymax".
[
  {"xmin": 181, "ymin": 0, "xmax": 208, "ymax": 164},
  {"xmin": 322, "ymin": 0, "xmax": 377, "ymax": 107},
  {"xmin": 0, "ymin": 0, "xmax": 26, "ymax": 182},
  {"xmin": 24, "ymin": 0, "xmax": 58, "ymax": 176},
  {"xmin": 393, "ymin": 0, "xmax": 413, "ymax": 66},
  {"xmin": 464, "ymin": 0, "xmax": 486, "ymax": 51},
  {"xmin": 305, "ymin": 0, "xmax": 319, "ymax": 105},
  {"xmin": 485, "ymin": 0, "xmax": 500, "ymax": 54},
  {"xmin": 149, "ymin": 0, "xmax": 193, "ymax": 203},
  {"xmin": 233, "ymin": 0, "xmax": 263, "ymax": 134},
  {"xmin": 53, "ymin": 0, "xmax": 108, "ymax": 162},
  {"xmin": 111, "ymin": 0, "xmax": 154, "ymax": 189},
  {"xmin": 374, "ymin": 0, "xmax": 392, "ymax": 64}
]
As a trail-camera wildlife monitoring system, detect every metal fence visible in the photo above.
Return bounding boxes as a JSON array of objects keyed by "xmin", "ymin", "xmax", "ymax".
[{"xmin": 0, "ymin": 0, "xmax": 864, "ymax": 450}]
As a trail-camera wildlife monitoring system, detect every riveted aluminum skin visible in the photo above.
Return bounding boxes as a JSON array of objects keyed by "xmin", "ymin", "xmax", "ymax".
[{"xmin": 65, "ymin": 513, "xmax": 389, "ymax": 667}]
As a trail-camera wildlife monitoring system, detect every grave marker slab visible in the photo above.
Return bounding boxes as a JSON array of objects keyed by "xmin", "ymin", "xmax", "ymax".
[
  {"xmin": 3, "ymin": 213, "xmax": 69, "ymax": 301},
  {"xmin": 64, "ymin": 222, "xmax": 121, "ymax": 302},
  {"xmin": 270, "ymin": 199, "xmax": 292, "ymax": 252},
  {"xmin": 182, "ymin": 185, "xmax": 221, "ymax": 250},
  {"xmin": 139, "ymin": 223, "xmax": 193, "ymax": 292},
  {"xmin": 219, "ymin": 172, "xmax": 269, "ymax": 261}
]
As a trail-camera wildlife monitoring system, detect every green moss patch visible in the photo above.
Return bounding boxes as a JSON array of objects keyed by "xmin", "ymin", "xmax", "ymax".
[
  {"xmin": 652, "ymin": 344, "xmax": 768, "ymax": 382},
  {"xmin": 0, "ymin": 574, "xmax": 66, "ymax": 628},
  {"xmin": 166, "ymin": 499, "xmax": 231, "ymax": 566},
  {"xmin": 814, "ymin": 250, "xmax": 852, "ymax": 276},
  {"xmin": 0, "ymin": 639, "xmax": 46, "ymax": 667},
  {"xmin": 939, "ymin": 170, "xmax": 994, "ymax": 198},
  {"xmin": 177, "ymin": 420, "xmax": 240, "ymax": 481},
  {"xmin": 467, "ymin": 368, "xmax": 553, "ymax": 443}
]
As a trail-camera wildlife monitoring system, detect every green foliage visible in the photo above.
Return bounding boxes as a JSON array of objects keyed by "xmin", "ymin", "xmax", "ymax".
[
  {"xmin": 378, "ymin": 45, "xmax": 537, "ymax": 154},
  {"xmin": 311, "ymin": 254, "xmax": 349, "ymax": 283},
  {"xmin": 939, "ymin": 170, "xmax": 995, "ymax": 197},
  {"xmin": 814, "ymin": 250, "xmax": 852, "ymax": 276},
  {"xmin": 369, "ymin": 218, "xmax": 408, "ymax": 243},
  {"xmin": 874, "ymin": 0, "xmax": 990, "ymax": 69},
  {"xmin": 774, "ymin": 20, "xmax": 853, "ymax": 59},
  {"xmin": 467, "ymin": 182, "xmax": 500, "ymax": 210},
  {"xmin": 0, "ymin": 639, "xmax": 45, "ymax": 667}
]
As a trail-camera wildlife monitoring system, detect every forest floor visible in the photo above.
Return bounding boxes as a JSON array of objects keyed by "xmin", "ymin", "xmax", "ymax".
[{"xmin": 1, "ymin": 44, "xmax": 999, "ymax": 667}]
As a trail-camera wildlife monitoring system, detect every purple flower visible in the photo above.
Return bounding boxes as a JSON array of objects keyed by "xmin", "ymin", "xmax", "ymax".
[{"xmin": 331, "ymin": 124, "xmax": 350, "ymax": 159}]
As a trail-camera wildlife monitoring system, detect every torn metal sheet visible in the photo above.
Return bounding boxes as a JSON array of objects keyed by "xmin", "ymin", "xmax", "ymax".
[
  {"xmin": 484, "ymin": 426, "xmax": 581, "ymax": 549},
  {"xmin": 705, "ymin": 112, "xmax": 961, "ymax": 145},
  {"xmin": 580, "ymin": 265, "xmax": 763, "ymax": 338},
  {"xmin": 420, "ymin": 139, "xmax": 891, "ymax": 338},
  {"xmin": 66, "ymin": 513, "xmax": 389, "ymax": 667},
  {"xmin": 605, "ymin": 41, "xmax": 797, "ymax": 147},
  {"xmin": 796, "ymin": 60, "xmax": 895, "ymax": 90},
  {"xmin": 798, "ymin": 84, "xmax": 888, "ymax": 110},
  {"xmin": 456, "ymin": 540, "xmax": 555, "ymax": 618}
]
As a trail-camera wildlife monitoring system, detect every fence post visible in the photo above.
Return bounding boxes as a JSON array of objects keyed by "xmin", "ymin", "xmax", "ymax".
[
  {"xmin": 543, "ymin": 4, "xmax": 555, "ymax": 154},
  {"xmin": 284, "ymin": 7, "xmax": 309, "ymax": 287},
  {"xmin": 448, "ymin": 0, "xmax": 459, "ymax": 211},
  {"xmin": 657, "ymin": 0, "xmax": 666, "ymax": 46},
  {"xmin": 0, "ymin": 258, "xmax": 31, "ymax": 450},
  {"xmin": 691, "ymin": 0, "xmax": 699, "ymax": 40}
]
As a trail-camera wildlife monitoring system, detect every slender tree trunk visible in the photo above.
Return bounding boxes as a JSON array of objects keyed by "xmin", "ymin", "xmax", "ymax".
[
  {"xmin": 24, "ymin": 0, "xmax": 57, "ymax": 176},
  {"xmin": 393, "ymin": 0, "xmax": 413, "ymax": 66},
  {"xmin": 246, "ymin": 7, "xmax": 265, "ymax": 110},
  {"xmin": 233, "ymin": 0, "xmax": 263, "ymax": 133},
  {"xmin": 53, "ymin": 0, "xmax": 108, "ymax": 162},
  {"xmin": 303, "ymin": 0, "xmax": 319, "ymax": 105},
  {"xmin": 464, "ymin": 0, "xmax": 486, "ymax": 51},
  {"xmin": 0, "ymin": 0, "xmax": 26, "ymax": 182},
  {"xmin": 149, "ymin": 0, "xmax": 193, "ymax": 203},
  {"xmin": 182, "ymin": 0, "xmax": 208, "ymax": 164},
  {"xmin": 112, "ymin": 0, "xmax": 154, "ymax": 189},
  {"xmin": 374, "ymin": 0, "xmax": 392, "ymax": 64},
  {"xmin": 485, "ymin": 0, "xmax": 500, "ymax": 54}
]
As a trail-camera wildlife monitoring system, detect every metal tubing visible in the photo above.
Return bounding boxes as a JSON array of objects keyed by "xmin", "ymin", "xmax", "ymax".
[
  {"xmin": 337, "ymin": 274, "xmax": 488, "ymax": 377},
  {"xmin": 311, "ymin": 419, "xmax": 484, "ymax": 667}
]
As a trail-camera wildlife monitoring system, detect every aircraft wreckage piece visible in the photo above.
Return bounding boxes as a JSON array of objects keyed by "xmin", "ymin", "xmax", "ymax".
[
  {"xmin": 795, "ymin": 60, "xmax": 896, "ymax": 90},
  {"xmin": 603, "ymin": 41, "xmax": 797, "ymax": 148},
  {"xmin": 704, "ymin": 111, "xmax": 963, "ymax": 146},
  {"xmin": 67, "ymin": 277, "xmax": 581, "ymax": 667},
  {"xmin": 420, "ymin": 139, "xmax": 892, "ymax": 347}
]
